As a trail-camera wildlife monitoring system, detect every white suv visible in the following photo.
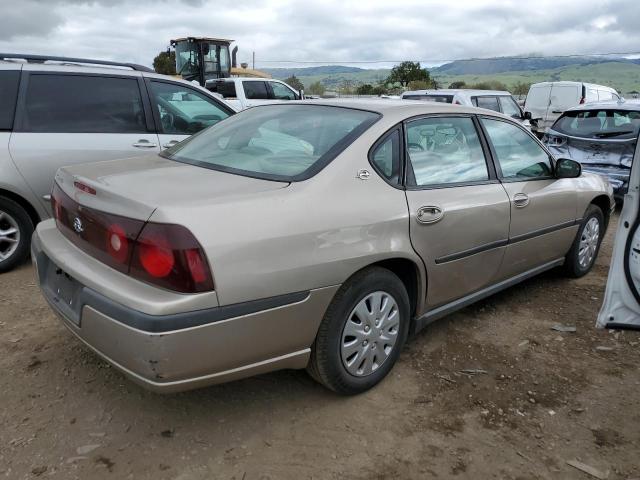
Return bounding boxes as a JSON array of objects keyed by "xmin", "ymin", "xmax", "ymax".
[{"xmin": 0, "ymin": 54, "xmax": 235, "ymax": 272}]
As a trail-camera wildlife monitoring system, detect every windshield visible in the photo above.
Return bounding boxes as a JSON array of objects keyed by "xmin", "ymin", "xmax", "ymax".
[
  {"xmin": 403, "ymin": 95, "xmax": 453, "ymax": 103},
  {"xmin": 162, "ymin": 105, "xmax": 380, "ymax": 181},
  {"xmin": 552, "ymin": 109, "xmax": 640, "ymax": 139},
  {"xmin": 175, "ymin": 41, "xmax": 229, "ymax": 77}
]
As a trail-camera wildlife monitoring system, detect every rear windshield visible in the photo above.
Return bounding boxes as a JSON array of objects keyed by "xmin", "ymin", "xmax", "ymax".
[
  {"xmin": 403, "ymin": 95, "xmax": 453, "ymax": 103},
  {"xmin": 162, "ymin": 105, "xmax": 380, "ymax": 181},
  {"xmin": 552, "ymin": 109, "xmax": 640, "ymax": 139}
]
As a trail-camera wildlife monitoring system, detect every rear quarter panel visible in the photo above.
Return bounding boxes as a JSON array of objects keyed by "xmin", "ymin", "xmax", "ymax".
[{"xmin": 149, "ymin": 122, "xmax": 424, "ymax": 308}]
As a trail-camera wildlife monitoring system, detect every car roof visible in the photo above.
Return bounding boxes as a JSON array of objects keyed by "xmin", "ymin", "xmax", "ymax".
[
  {"xmin": 529, "ymin": 81, "xmax": 617, "ymax": 92},
  {"xmin": 402, "ymin": 89, "xmax": 511, "ymax": 96},
  {"xmin": 564, "ymin": 100, "xmax": 640, "ymax": 112},
  {"xmin": 271, "ymin": 98, "xmax": 512, "ymax": 119}
]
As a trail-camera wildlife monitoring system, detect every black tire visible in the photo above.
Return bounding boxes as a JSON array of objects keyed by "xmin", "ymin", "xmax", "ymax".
[
  {"xmin": 563, "ymin": 204, "xmax": 604, "ymax": 278},
  {"xmin": 0, "ymin": 197, "xmax": 34, "ymax": 273},
  {"xmin": 307, "ymin": 267, "xmax": 411, "ymax": 395}
]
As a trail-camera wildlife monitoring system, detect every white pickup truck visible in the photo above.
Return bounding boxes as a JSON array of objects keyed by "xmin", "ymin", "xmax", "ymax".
[{"xmin": 208, "ymin": 77, "xmax": 303, "ymax": 110}]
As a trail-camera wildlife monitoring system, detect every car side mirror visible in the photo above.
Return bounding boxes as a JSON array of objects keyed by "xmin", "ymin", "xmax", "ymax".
[
  {"xmin": 555, "ymin": 158, "xmax": 581, "ymax": 179},
  {"xmin": 523, "ymin": 111, "xmax": 532, "ymax": 120}
]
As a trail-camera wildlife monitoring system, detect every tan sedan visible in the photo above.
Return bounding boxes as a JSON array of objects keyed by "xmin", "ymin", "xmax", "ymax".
[{"xmin": 32, "ymin": 101, "xmax": 614, "ymax": 394}]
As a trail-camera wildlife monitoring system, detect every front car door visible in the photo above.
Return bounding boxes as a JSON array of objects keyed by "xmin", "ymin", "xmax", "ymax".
[
  {"xmin": 598, "ymin": 138, "xmax": 640, "ymax": 330},
  {"xmin": 268, "ymin": 81, "xmax": 299, "ymax": 100},
  {"xmin": 479, "ymin": 116, "xmax": 578, "ymax": 279},
  {"xmin": 9, "ymin": 70, "xmax": 158, "ymax": 212},
  {"xmin": 145, "ymin": 78, "xmax": 234, "ymax": 150},
  {"xmin": 403, "ymin": 115, "xmax": 511, "ymax": 308}
]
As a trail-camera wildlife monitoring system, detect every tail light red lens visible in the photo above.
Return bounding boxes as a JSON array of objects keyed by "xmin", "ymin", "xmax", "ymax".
[{"xmin": 51, "ymin": 182, "xmax": 214, "ymax": 293}]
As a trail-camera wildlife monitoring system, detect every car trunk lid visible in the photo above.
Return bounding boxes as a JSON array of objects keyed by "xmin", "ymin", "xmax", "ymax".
[{"xmin": 54, "ymin": 154, "xmax": 289, "ymax": 220}]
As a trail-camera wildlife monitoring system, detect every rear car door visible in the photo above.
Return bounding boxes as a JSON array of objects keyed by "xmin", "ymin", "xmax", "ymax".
[
  {"xmin": 145, "ymin": 78, "xmax": 234, "ymax": 150},
  {"xmin": 9, "ymin": 71, "xmax": 158, "ymax": 212},
  {"xmin": 479, "ymin": 116, "xmax": 578, "ymax": 279},
  {"xmin": 598, "ymin": 138, "xmax": 640, "ymax": 330},
  {"xmin": 403, "ymin": 115, "xmax": 511, "ymax": 308}
]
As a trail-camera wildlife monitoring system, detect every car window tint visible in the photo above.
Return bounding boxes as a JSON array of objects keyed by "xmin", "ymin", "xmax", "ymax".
[
  {"xmin": 403, "ymin": 95, "xmax": 453, "ymax": 103},
  {"xmin": 23, "ymin": 74, "xmax": 146, "ymax": 133},
  {"xmin": 406, "ymin": 117, "xmax": 488, "ymax": 186},
  {"xmin": 0, "ymin": 71, "xmax": 20, "ymax": 130},
  {"xmin": 243, "ymin": 81, "xmax": 269, "ymax": 100},
  {"xmin": 165, "ymin": 105, "xmax": 379, "ymax": 180},
  {"xmin": 371, "ymin": 129, "xmax": 401, "ymax": 183},
  {"xmin": 482, "ymin": 118, "xmax": 552, "ymax": 179},
  {"xmin": 149, "ymin": 81, "xmax": 231, "ymax": 135},
  {"xmin": 474, "ymin": 96, "xmax": 500, "ymax": 112},
  {"xmin": 553, "ymin": 109, "xmax": 640, "ymax": 139},
  {"xmin": 499, "ymin": 96, "xmax": 521, "ymax": 118},
  {"xmin": 270, "ymin": 82, "xmax": 296, "ymax": 100}
]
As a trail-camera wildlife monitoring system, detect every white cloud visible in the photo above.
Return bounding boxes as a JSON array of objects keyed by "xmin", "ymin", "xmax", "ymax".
[{"xmin": 0, "ymin": 0, "xmax": 637, "ymax": 68}]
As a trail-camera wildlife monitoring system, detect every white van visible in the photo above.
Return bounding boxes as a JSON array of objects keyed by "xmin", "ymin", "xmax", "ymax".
[{"xmin": 524, "ymin": 81, "xmax": 621, "ymax": 136}]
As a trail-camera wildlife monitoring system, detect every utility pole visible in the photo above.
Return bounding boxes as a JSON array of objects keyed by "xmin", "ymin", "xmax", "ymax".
[{"xmin": 252, "ymin": 51, "xmax": 255, "ymax": 70}]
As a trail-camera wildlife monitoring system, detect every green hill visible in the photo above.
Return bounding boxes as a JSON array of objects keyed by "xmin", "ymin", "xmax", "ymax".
[{"xmin": 268, "ymin": 61, "xmax": 640, "ymax": 94}]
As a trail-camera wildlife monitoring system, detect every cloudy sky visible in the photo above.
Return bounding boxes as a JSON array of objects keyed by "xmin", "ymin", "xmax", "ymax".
[{"xmin": 1, "ymin": 0, "xmax": 638, "ymax": 69}]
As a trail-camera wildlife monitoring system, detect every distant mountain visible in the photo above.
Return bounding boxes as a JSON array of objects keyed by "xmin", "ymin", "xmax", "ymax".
[
  {"xmin": 432, "ymin": 56, "xmax": 636, "ymax": 75},
  {"xmin": 262, "ymin": 65, "xmax": 365, "ymax": 79}
]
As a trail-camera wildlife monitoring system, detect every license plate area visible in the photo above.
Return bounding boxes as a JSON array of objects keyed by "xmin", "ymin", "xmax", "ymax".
[{"xmin": 44, "ymin": 261, "xmax": 83, "ymax": 326}]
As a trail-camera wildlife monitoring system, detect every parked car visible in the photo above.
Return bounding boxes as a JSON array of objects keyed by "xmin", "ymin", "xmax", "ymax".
[
  {"xmin": 543, "ymin": 101, "xmax": 640, "ymax": 203},
  {"xmin": 208, "ymin": 77, "xmax": 302, "ymax": 110},
  {"xmin": 400, "ymin": 89, "xmax": 529, "ymax": 125},
  {"xmin": 33, "ymin": 100, "xmax": 613, "ymax": 395},
  {"xmin": 524, "ymin": 81, "xmax": 621, "ymax": 136},
  {"xmin": 0, "ymin": 53, "xmax": 235, "ymax": 272},
  {"xmin": 598, "ymin": 137, "xmax": 640, "ymax": 331}
]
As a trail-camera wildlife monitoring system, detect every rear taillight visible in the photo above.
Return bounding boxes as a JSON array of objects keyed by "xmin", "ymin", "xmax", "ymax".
[
  {"xmin": 129, "ymin": 222, "xmax": 214, "ymax": 293},
  {"xmin": 579, "ymin": 96, "xmax": 585, "ymax": 104},
  {"xmin": 51, "ymin": 182, "xmax": 214, "ymax": 293}
]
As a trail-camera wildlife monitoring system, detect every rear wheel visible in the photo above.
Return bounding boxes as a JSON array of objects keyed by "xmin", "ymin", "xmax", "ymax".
[
  {"xmin": 308, "ymin": 267, "xmax": 410, "ymax": 395},
  {"xmin": 0, "ymin": 197, "xmax": 34, "ymax": 273},
  {"xmin": 563, "ymin": 204, "xmax": 604, "ymax": 278}
]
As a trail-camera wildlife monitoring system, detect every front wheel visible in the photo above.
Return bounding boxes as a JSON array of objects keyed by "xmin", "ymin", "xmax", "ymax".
[
  {"xmin": 307, "ymin": 267, "xmax": 410, "ymax": 395},
  {"xmin": 563, "ymin": 204, "xmax": 604, "ymax": 278}
]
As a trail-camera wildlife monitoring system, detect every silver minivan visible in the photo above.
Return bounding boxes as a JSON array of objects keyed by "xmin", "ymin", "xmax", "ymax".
[{"xmin": 524, "ymin": 81, "xmax": 621, "ymax": 136}]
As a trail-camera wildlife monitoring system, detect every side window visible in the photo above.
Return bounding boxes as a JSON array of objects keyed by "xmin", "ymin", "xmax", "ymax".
[
  {"xmin": 148, "ymin": 81, "xmax": 231, "ymax": 135},
  {"xmin": 481, "ymin": 118, "xmax": 552, "ymax": 180},
  {"xmin": 499, "ymin": 96, "xmax": 522, "ymax": 118},
  {"xmin": 370, "ymin": 129, "xmax": 401, "ymax": 183},
  {"xmin": 23, "ymin": 74, "xmax": 146, "ymax": 133},
  {"xmin": 474, "ymin": 96, "xmax": 501, "ymax": 112},
  {"xmin": 0, "ymin": 71, "xmax": 20, "ymax": 130},
  {"xmin": 406, "ymin": 117, "xmax": 489, "ymax": 187},
  {"xmin": 243, "ymin": 81, "xmax": 269, "ymax": 100},
  {"xmin": 270, "ymin": 82, "xmax": 297, "ymax": 100}
]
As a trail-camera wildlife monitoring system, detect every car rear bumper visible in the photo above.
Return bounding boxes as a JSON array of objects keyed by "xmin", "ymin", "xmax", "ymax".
[{"xmin": 32, "ymin": 222, "xmax": 338, "ymax": 393}]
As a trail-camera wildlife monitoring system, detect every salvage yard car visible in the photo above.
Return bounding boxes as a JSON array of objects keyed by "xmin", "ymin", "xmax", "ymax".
[
  {"xmin": 33, "ymin": 100, "xmax": 614, "ymax": 395},
  {"xmin": 524, "ymin": 81, "xmax": 621, "ymax": 137},
  {"xmin": 209, "ymin": 77, "xmax": 302, "ymax": 110},
  {"xmin": 544, "ymin": 101, "xmax": 640, "ymax": 203},
  {"xmin": 0, "ymin": 53, "xmax": 234, "ymax": 272}
]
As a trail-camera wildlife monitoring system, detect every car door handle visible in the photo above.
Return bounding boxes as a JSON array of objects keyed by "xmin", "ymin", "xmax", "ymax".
[
  {"xmin": 132, "ymin": 140, "xmax": 157, "ymax": 148},
  {"xmin": 162, "ymin": 140, "xmax": 180, "ymax": 149},
  {"xmin": 513, "ymin": 193, "xmax": 530, "ymax": 208},
  {"xmin": 416, "ymin": 206, "xmax": 444, "ymax": 224}
]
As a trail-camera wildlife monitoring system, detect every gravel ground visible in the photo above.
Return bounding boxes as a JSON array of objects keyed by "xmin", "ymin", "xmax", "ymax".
[{"xmin": 1, "ymin": 213, "xmax": 639, "ymax": 480}]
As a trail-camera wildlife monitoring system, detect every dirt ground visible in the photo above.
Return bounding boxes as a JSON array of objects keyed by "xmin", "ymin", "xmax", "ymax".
[{"xmin": 1, "ymin": 213, "xmax": 639, "ymax": 480}]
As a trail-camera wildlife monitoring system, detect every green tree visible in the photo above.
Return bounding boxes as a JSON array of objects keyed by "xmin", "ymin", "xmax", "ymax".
[
  {"xmin": 407, "ymin": 80, "xmax": 431, "ymax": 90},
  {"xmin": 284, "ymin": 75, "xmax": 304, "ymax": 91},
  {"xmin": 386, "ymin": 61, "xmax": 432, "ymax": 87},
  {"xmin": 470, "ymin": 80, "xmax": 508, "ymax": 91},
  {"xmin": 511, "ymin": 81, "xmax": 531, "ymax": 96},
  {"xmin": 448, "ymin": 80, "xmax": 467, "ymax": 89},
  {"xmin": 153, "ymin": 50, "xmax": 176, "ymax": 75},
  {"xmin": 307, "ymin": 81, "xmax": 326, "ymax": 96},
  {"xmin": 356, "ymin": 83, "xmax": 375, "ymax": 95}
]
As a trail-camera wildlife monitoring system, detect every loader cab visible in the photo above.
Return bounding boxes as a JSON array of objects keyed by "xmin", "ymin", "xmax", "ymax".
[{"xmin": 171, "ymin": 37, "xmax": 232, "ymax": 87}]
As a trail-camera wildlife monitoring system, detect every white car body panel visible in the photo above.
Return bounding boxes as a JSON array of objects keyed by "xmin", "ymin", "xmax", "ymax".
[{"xmin": 598, "ymin": 137, "xmax": 640, "ymax": 329}]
